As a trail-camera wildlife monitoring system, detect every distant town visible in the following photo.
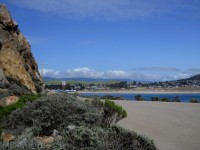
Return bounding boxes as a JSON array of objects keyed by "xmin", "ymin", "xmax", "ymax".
[{"xmin": 44, "ymin": 74, "xmax": 200, "ymax": 92}]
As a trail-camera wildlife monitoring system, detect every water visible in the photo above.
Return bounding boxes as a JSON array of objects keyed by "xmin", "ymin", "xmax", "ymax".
[{"xmin": 80, "ymin": 93, "xmax": 200, "ymax": 102}]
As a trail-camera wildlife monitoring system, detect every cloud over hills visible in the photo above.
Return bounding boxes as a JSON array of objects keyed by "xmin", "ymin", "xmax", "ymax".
[{"xmin": 40, "ymin": 67, "xmax": 200, "ymax": 81}]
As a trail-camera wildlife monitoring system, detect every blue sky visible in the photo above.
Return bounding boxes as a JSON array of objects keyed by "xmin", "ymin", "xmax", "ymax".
[{"xmin": 1, "ymin": 0, "xmax": 200, "ymax": 81}]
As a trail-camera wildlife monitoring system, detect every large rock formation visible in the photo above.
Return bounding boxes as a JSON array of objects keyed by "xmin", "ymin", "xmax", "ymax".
[{"xmin": 0, "ymin": 4, "xmax": 43, "ymax": 98}]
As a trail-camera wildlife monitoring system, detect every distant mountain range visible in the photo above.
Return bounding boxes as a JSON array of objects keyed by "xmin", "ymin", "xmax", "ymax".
[
  {"xmin": 43, "ymin": 74, "xmax": 200, "ymax": 83},
  {"xmin": 43, "ymin": 77, "xmax": 133, "ymax": 82}
]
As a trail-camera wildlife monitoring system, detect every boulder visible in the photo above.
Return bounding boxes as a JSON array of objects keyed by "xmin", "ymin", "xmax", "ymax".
[
  {"xmin": 35, "ymin": 136, "xmax": 54, "ymax": 145},
  {"xmin": 0, "ymin": 132, "xmax": 15, "ymax": 142},
  {"xmin": 0, "ymin": 96, "xmax": 19, "ymax": 107}
]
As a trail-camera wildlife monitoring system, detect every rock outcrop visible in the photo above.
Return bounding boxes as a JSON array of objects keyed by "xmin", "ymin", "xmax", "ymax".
[
  {"xmin": 0, "ymin": 4, "xmax": 43, "ymax": 98},
  {"xmin": 0, "ymin": 96, "xmax": 19, "ymax": 107}
]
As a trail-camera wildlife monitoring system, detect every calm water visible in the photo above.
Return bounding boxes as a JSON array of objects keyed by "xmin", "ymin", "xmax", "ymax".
[{"xmin": 80, "ymin": 93, "xmax": 200, "ymax": 102}]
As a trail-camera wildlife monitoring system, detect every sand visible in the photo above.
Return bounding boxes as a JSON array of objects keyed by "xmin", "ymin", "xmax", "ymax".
[{"xmin": 114, "ymin": 101, "xmax": 200, "ymax": 150}]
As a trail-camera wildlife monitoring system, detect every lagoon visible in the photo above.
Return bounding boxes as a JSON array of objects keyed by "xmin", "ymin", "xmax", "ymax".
[{"xmin": 80, "ymin": 93, "xmax": 200, "ymax": 102}]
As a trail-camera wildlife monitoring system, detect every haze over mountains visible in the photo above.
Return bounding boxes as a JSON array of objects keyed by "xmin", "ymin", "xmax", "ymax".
[{"xmin": 43, "ymin": 74, "xmax": 200, "ymax": 83}]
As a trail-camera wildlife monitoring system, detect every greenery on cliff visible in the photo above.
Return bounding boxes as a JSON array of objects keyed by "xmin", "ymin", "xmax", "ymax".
[{"xmin": 0, "ymin": 94, "xmax": 157, "ymax": 150}]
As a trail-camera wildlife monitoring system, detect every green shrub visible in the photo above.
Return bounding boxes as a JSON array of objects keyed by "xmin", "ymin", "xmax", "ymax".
[
  {"xmin": 160, "ymin": 98, "xmax": 170, "ymax": 102},
  {"xmin": 189, "ymin": 99, "xmax": 199, "ymax": 103},
  {"xmin": 82, "ymin": 94, "xmax": 124, "ymax": 100},
  {"xmin": 151, "ymin": 97, "xmax": 170, "ymax": 102},
  {"xmin": 135, "ymin": 94, "xmax": 144, "ymax": 101},
  {"xmin": 89, "ymin": 98, "xmax": 127, "ymax": 127},
  {"xmin": 103, "ymin": 100, "xmax": 127, "ymax": 125}
]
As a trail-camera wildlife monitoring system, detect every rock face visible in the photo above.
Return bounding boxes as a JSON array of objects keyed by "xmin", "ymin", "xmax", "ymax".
[{"xmin": 0, "ymin": 4, "xmax": 43, "ymax": 98}]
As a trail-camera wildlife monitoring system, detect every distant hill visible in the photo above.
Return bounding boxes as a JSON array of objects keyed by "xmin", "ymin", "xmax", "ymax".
[
  {"xmin": 187, "ymin": 74, "xmax": 200, "ymax": 81},
  {"xmin": 178, "ymin": 74, "xmax": 200, "ymax": 82}
]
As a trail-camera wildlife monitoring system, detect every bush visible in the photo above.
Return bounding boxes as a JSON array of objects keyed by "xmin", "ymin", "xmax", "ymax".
[
  {"xmin": 106, "ymin": 125, "xmax": 157, "ymax": 150},
  {"xmin": 82, "ymin": 94, "xmax": 124, "ymax": 100},
  {"xmin": 1, "ymin": 94, "xmax": 157, "ymax": 150},
  {"xmin": 189, "ymin": 99, "xmax": 199, "ymax": 103},
  {"xmin": 160, "ymin": 98, "xmax": 170, "ymax": 102},
  {"xmin": 103, "ymin": 100, "xmax": 127, "ymax": 126},
  {"xmin": 151, "ymin": 97, "xmax": 170, "ymax": 102},
  {"xmin": 135, "ymin": 94, "xmax": 144, "ymax": 101},
  {"xmin": 101, "ymin": 95, "xmax": 124, "ymax": 100},
  {"xmin": 0, "ymin": 94, "xmax": 43, "ymax": 134},
  {"xmin": 4, "ymin": 94, "xmax": 102, "ymax": 136},
  {"xmin": 87, "ymin": 98, "xmax": 127, "ymax": 127},
  {"xmin": 0, "ymin": 94, "xmax": 43, "ymax": 121},
  {"xmin": 0, "ymin": 125, "xmax": 157, "ymax": 150}
]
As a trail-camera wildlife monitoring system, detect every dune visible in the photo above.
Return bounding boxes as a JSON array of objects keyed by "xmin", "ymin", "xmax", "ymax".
[{"xmin": 115, "ymin": 101, "xmax": 200, "ymax": 150}]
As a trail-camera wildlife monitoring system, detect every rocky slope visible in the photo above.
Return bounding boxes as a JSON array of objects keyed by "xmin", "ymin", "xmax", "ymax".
[{"xmin": 0, "ymin": 4, "xmax": 43, "ymax": 98}]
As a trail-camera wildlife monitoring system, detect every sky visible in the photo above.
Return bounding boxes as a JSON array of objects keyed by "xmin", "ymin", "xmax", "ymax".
[{"xmin": 1, "ymin": 0, "xmax": 200, "ymax": 81}]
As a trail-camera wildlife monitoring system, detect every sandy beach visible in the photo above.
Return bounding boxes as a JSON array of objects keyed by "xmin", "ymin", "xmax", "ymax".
[{"xmin": 115, "ymin": 101, "xmax": 200, "ymax": 150}]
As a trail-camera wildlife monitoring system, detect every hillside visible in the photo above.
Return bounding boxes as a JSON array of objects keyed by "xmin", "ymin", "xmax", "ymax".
[{"xmin": 187, "ymin": 74, "xmax": 200, "ymax": 81}]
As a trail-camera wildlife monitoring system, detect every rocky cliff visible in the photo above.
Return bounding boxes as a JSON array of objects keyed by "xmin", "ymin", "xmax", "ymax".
[{"xmin": 0, "ymin": 4, "xmax": 43, "ymax": 98}]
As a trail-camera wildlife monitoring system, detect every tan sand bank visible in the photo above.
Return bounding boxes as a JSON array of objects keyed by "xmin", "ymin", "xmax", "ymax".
[{"xmin": 115, "ymin": 101, "xmax": 200, "ymax": 150}]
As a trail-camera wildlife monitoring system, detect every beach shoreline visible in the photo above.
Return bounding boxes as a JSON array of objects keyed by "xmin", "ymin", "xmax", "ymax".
[{"xmin": 77, "ymin": 90, "xmax": 200, "ymax": 94}]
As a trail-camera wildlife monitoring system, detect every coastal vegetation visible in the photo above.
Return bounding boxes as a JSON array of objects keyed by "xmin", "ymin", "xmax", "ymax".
[
  {"xmin": 82, "ymin": 94, "xmax": 125, "ymax": 100},
  {"xmin": 85, "ymin": 98, "xmax": 127, "ymax": 126},
  {"xmin": 135, "ymin": 95, "xmax": 145, "ymax": 101},
  {"xmin": 80, "ymin": 93, "xmax": 199, "ymax": 103},
  {"xmin": 189, "ymin": 99, "xmax": 199, "ymax": 103},
  {"xmin": 0, "ymin": 94, "xmax": 157, "ymax": 150},
  {"xmin": 0, "ymin": 94, "xmax": 43, "ymax": 134}
]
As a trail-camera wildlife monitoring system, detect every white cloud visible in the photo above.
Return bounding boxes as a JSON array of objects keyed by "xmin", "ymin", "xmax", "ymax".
[
  {"xmin": 9, "ymin": 0, "xmax": 200, "ymax": 21},
  {"xmin": 65, "ymin": 67, "xmax": 104, "ymax": 78},
  {"xmin": 39, "ymin": 67, "xmax": 198, "ymax": 81},
  {"xmin": 39, "ymin": 69, "xmax": 61, "ymax": 77},
  {"xmin": 106, "ymin": 70, "xmax": 128, "ymax": 78},
  {"xmin": 174, "ymin": 74, "xmax": 190, "ymax": 80},
  {"xmin": 184, "ymin": 68, "xmax": 200, "ymax": 75}
]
